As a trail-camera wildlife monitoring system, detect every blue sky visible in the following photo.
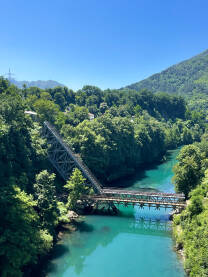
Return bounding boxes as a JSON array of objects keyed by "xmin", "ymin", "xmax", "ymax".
[{"xmin": 0, "ymin": 0, "xmax": 208, "ymax": 90}]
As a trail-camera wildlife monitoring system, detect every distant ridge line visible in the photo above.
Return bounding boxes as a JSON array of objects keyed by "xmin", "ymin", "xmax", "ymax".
[{"xmin": 9, "ymin": 78, "xmax": 65, "ymax": 89}]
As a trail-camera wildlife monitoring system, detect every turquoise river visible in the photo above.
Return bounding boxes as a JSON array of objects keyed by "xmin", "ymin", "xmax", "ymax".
[{"xmin": 46, "ymin": 149, "xmax": 186, "ymax": 277}]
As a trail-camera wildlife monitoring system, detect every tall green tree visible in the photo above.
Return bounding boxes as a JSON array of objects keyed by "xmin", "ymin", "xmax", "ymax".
[
  {"xmin": 33, "ymin": 170, "xmax": 59, "ymax": 234},
  {"xmin": 0, "ymin": 186, "xmax": 52, "ymax": 277},
  {"xmin": 64, "ymin": 168, "xmax": 87, "ymax": 210},
  {"xmin": 173, "ymin": 145, "xmax": 204, "ymax": 197}
]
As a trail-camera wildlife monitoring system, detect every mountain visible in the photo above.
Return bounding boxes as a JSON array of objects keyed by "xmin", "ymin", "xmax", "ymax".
[
  {"xmin": 10, "ymin": 79, "xmax": 65, "ymax": 89},
  {"xmin": 124, "ymin": 49, "xmax": 208, "ymax": 95}
]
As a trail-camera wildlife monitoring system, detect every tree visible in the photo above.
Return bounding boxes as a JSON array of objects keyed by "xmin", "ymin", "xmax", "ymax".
[
  {"xmin": 33, "ymin": 170, "xmax": 59, "ymax": 234},
  {"xmin": 33, "ymin": 99, "xmax": 61, "ymax": 124},
  {"xmin": 0, "ymin": 186, "xmax": 52, "ymax": 277},
  {"xmin": 173, "ymin": 145, "xmax": 203, "ymax": 197},
  {"xmin": 65, "ymin": 105, "xmax": 89, "ymax": 126},
  {"xmin": 64, "ymin": 168, "xmax": 87, "ymax": 210},
  {"xmin": 173, "ymin": 169, "xmax": 208, "ymax": 277},
  {"xmin": 0, "ymin": 77, "xmax": 9, "ymax": 93},
  {"xmin": 188, "ymin": 195, "xmax": 203, "ymax": 216},
  {"xmin": 54, "ymin": 90, "xmax": 67, "ymax": 111},
  {"xmin": 99, "ymin": 102, "xmax": 108, "ymax": 113}
]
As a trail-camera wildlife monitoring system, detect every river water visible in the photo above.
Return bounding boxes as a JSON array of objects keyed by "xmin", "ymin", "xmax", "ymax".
[{"xmin": 46, "ymin": 149, "xmax": 186, "ymax": 277}]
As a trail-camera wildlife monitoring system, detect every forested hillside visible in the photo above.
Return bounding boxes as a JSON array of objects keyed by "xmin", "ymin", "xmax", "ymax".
[
  {"xmin": 124, "ymin": 49, "xmax": 208, "ymax": 95},
  {"xmin": 0, "ymin": 78, "xmax": 85, "ymax": 276},
  {"xmin": 21, "ymin": 82, "xmax": 205, "ymax": 183},
  {"xmin": 0, "ymin": 76, "xmax": 207, "ymax": 276}
]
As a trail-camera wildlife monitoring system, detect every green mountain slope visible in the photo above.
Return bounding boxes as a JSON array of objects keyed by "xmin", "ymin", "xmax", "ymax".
[{"xmin": 125, "ymin": 49, "xmax": 208, "ymax": 95}]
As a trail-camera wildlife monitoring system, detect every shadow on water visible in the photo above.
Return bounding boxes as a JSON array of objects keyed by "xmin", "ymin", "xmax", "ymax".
[
  {"xmin": 73, "ymin": 220, "xmax": 95, "ymax": 233},
  {"xmin": 51, "ymin": 244, "xmax": 70, "ymax": 259},
  {"xmin": 29, "ymin": 244, "xmax": 70, "ymax": 277},
  {"xmin": 110, "ymin": 151, "xmax": 174, "ymax": 189},
  {"xmin": 45, "ymin": 245, "xmax": 70, "ymax": 274}
]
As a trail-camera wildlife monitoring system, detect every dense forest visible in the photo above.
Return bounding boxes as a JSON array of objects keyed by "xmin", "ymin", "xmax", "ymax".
[
  {"xmin": 0, "ymin": 75, "xmax": 207, "ymax": 276},
  {"xmin": 0, "ymin": 78, "xmax": 88, "ymax": 276},
  {"xmin": 21, "ymin": 80, "xmax": 205, "ymax": 183},
  {"xmin": 124, "ymin": 49, "xmax": 208, "ymax": 96},
  {"xmin": 173, "ymin": 134, "xmax": 208, "ymax": 276}
]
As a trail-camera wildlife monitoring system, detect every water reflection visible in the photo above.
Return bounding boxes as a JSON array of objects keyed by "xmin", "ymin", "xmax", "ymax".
[
  {"xmin": 45, "ymin": 148, "xmax": 185, "ymax": 277},
  {"xmin": 46, "ymin": 210, "xmax": 172, "ymax": 277}
]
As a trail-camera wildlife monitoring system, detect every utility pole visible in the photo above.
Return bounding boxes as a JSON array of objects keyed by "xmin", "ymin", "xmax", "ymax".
[{"xmin": 5, "ymin": 68, "xmax": 15, "ymax": 81}]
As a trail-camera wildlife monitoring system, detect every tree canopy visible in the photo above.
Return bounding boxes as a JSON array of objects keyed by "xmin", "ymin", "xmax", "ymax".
[{"xmin": 0, "ymin": 75, "xmax": 207, "ymax": 276}]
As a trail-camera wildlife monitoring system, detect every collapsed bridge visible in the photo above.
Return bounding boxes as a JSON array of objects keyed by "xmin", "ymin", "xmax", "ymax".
[{"xmin": 42, "ymin": 121, "xmax": 186, "ymax": 211}]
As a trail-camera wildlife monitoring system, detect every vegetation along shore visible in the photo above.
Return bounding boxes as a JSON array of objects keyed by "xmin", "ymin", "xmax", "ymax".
[{"xmin": 1, "ymin": 51, "xmax": 208, "ymax": 277}]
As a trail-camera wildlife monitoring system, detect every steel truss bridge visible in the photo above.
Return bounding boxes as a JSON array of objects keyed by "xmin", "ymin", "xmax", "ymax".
[{"xmin": 42, "ymin": 121, "xmax": 186, "ymax": 211}]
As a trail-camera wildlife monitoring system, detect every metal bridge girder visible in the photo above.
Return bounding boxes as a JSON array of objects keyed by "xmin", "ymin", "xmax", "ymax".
[
  {"xmin": 42, "ymin": 121, "xmax": 186, "ymax": 210},
  {"xmin": 42, "ymin": 121, "xmax": 102, "ymax": 194}
]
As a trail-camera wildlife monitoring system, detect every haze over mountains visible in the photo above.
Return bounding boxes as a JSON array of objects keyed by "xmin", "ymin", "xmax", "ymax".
[
  {"xmin": 8, "ymin": 49, "xmax": 208, "ymax": 94},
  {"xmin": 10, "ymin": 79, "xmax": 65, "ymax": 89},
  {"xmin": 124, "ymin": 49, "xmax": 208, "ymax": 95}
]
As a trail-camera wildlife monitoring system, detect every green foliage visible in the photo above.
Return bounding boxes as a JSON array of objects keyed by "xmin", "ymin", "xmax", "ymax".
[
  {"xmin": 29, "ymin": 122, "xmax": 47, "ymax": 159},
  {"xmin": 0, "ymin": 92, "xmax": 36, "ymax": 190},
  {"xmin": 0, "ymin": 76, "xmax": 9, "ymax": 93},
  {"xmin": 33, "ymin": 170, "xmax": 59, "ymax": 234},
  {"xmin": 173, "ymin": 170, "xmax": 208, "ymax": 277},
  {"xmin": 65, "ymin": 104, "xmax": 89, "ymax": 126},
  {"xmin": 62, "ymin": 114, "xmax": 166, "ymax": 183},
  {"xmin": 0, "ymin": 69, "xmax": 207, "ymax": 276},
  {"xmin": 32, "ymin": 98, "xmax": 62, "ymax": 124},
  {"xmin": 173, "ymin": 145, "xmax": 204, "ymax": 197},
  {"xmin": 0, "ymin": 186, "xmax": 53, "ymax": 277},
  {"xmin": 125, "ymin": 49, "xmax": 208, "ymax": 95},
  {"xmin": 57, "ymin": 201, "xmax": 69, "ymax": 223},
  {"xmin": 111, "ymin": 89, "xmax": 186, "ymax": 120},
  {"xmin": 21, "ymin": 79, "xmax": 187, "ymax": 122},
  {"xmin": 0, "ymin": 85, "xmax": 58, "ymax": 275},
  {"xmin": 188, "ymin": 195, "xmax": 203, "ymax": 216},
  {"xmin": 187, "ymin": 93, "xmax": 208, "ymax": 118},
  {"xmin": 64, "ymin": 168, "xmax": 87, "ymax": 210}
]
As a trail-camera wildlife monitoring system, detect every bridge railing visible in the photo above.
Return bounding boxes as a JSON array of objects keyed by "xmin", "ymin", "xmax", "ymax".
[
  {"xmin": 101, "ymin": 189, "xmax": 185, "ymax": 203},
  {"xmin": 102, "ymin": 188, "xmax": 185, "ymax": 198},
  {"xmin": 91, "ymin": 194, "xmax": 185, "ymax": 203}
]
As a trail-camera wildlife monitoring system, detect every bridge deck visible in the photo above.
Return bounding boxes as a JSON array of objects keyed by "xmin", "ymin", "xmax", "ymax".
[
  {"xmin": 89, "ymin": 196, "xmax": 186, "ymax": 209},
  {"xmin": 102, "ymin": 188, "xmax": 185, "ymax": 199},
  {"xmin": 84, "ymin": 194, "xmax": 186, "ymax": 210}
]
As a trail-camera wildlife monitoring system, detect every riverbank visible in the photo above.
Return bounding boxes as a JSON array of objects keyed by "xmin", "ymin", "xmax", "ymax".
[
  {"xmin": 26, "ymin": 211, "xmax": 81, "ymax": 277},
  {"xmin": 42, "ymin": 148, "xmax": 186, "ymax": 277},
  {"xmin": 172, "ymin": 192, "xmax": 208, "ymax": 276},
  {"xmin": 172, "ymin": 214, "xmax": 190, "ymax": 276}
]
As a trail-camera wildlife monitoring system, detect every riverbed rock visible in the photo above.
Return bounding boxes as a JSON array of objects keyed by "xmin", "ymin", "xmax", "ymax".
[{"xmin": 67, "ymin": 210, "xmax": 79, "ymax": 219}]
